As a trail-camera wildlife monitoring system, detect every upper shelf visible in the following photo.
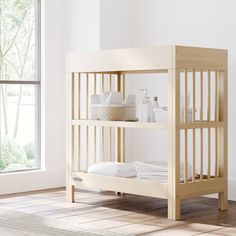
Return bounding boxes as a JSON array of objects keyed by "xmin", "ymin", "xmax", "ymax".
[
  {"xmin": 72, "ymin": 120, "xmax": 224, "ymax": 130},
  {"xmin": 66, "ymin": 45, "xmax": 227, "ymax": 73},
  {"xmin": 72, "ymin": 120, "xmax": 168, "ymax": 129}
]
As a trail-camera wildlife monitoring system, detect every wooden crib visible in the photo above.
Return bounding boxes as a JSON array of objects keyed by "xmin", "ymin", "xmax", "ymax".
[{"xmin": 66, "ymin": 46, "xmax": 228, "ymax": 220}]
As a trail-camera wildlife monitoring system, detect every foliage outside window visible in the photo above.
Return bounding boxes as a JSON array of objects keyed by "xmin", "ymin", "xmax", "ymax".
[{"xmin": 0, "ymin": 0, "xmax": 40, "ymax": 172}]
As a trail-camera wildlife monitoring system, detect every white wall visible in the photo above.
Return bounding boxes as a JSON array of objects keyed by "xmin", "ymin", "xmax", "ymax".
[
  {"xmin": 100, "ymin": 0, "xmax": 133, "ymax": 49},
  {"xmin": 0, "ymin": 0, "xmax": 68, "ymax": 194},
  {"xmin": 66, "ymin": 0, "xmax": 100, "ymax": 52}
]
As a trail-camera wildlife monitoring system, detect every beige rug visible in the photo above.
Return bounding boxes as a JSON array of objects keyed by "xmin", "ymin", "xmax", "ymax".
[{"xmin": 0, "ymin": 209, "xmax": 128, "ymax": 236}]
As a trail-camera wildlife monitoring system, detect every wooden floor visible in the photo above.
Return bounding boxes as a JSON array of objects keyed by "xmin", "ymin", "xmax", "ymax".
[{"xmin": 0, "ymin": 188, "xmax": 236, "ymax": 235}]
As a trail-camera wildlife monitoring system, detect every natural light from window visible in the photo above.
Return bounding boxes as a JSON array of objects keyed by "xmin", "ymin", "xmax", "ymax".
[{"xmin": 0, "ymin": 0, "xmax": 40, "ymax": 172}]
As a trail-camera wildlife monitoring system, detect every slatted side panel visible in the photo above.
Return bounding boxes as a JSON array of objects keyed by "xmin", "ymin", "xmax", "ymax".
[
  {"xmin": 179, "ymin": 69, "xmax": 227, "ymax": 184},
  {"xmin": 71, "ymin": 73, "xmax": 126, "ymax": 172}
]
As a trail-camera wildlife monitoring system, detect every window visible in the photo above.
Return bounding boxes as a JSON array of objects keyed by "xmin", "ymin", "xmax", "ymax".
[{"xmin": 0, "ymin": 0, "xmax": 41, "ymax": 172}]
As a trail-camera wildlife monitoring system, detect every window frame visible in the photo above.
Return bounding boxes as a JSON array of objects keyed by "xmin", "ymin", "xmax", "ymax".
[{"xmin": 0, "ymin": 0, "xmax": 41, "ymax": 173}]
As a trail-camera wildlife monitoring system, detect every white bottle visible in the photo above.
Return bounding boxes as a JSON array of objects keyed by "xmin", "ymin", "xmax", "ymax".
[
  {"xmin": 137, "ymin": 89, "xmax": 153, "ymax": 122},
  {"xmin": 152, "ymin": 96, "xmax": 160, "ymax": 122}
]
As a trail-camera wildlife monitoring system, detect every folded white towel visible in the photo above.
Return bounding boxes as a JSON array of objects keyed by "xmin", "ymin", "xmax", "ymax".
[
  {"xmin": 137, "ymin": 172, "xmax": 169, "ymax": 182},
  {"xmin": 134, "ymin": 161, "xmax": 192, "ymax": 175},
  {"xmin": 134, "ymin": 161, "xmax": 193, "ymax": 181},
  {"xmin": 88, "ymin": 162, "xmax": 136, "ymax": 177}
]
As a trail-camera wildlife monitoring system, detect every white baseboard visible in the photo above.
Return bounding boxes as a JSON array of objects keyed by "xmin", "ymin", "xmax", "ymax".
[
  {"xmin": 0, "ymin": 169, "xmax": 66, "ymax": 195},
  {"xmin": 228, "ymin": 178, "xmax": 236, "ymax": 201}
]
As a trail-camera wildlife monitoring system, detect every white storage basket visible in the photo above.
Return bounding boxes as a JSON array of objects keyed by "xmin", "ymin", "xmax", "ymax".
[{"xmin": 90, "ymin": 104, "xmax": 136, "ymax": 121}]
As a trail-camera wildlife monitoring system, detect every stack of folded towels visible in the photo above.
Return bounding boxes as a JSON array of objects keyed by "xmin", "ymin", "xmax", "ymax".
[
  {"xmin": 88, "ymin": 161, "xmax": 192, "ymax": 182},
  {"xmin": 133, "ymin": 161, "xmax": 192, "ymax": 182}
]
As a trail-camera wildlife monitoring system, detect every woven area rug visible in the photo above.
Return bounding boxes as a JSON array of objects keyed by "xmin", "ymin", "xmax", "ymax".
[{"xmin": 0, "ymin": 209, "xmax": 127, "ymax": 236}]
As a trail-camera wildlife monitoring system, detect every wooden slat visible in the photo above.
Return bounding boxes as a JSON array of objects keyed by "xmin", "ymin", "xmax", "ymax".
[
  {"xmin": 109, "ymin": 74, "xmax": 112, "ymax": 91},
  {"xmin": 200, "ymin": 70, "xmax": 203, "ymax": 122},
  {"xmin": 218, "ymin": 70, "xmax": 228, "ymax": 210},
  {"xmin": 71, "ymin": 73, "xmax": 75, "ymax": 201},
  {"xmin": 215, "ymin": 127, "xmax": 219, "ymax": 178},
  {"xmin": 208, "ymin": 71, "xmax": 211, "ymax": 179},
  {"xmin": 66, "ymin": 72, "xmax": 75, "ymax": 202},
  {"xmin": 120, "ymin": 128, "xmax": 125, "ymax": 163},
  {"xmin": 121, "ymin": 74, "xmax": 126, "ymax": 163},
  {"xmin": 184, "ymin": 69, "xmax": 188, "ymax": 123},
  {"xmin": 94, "ymin": 73, "xmax": 97, "ymax": 164},
  {"xmin": 184, "ymin": 130, "xmax": 188, "ymax": 183},
  {"xmin": 184, "ymin": 69, "xmax": 188, "ymax": 183},
  {"xmin": 215, "ymin": 71, "xmax": 219, "ymax": 122},
  {"xmin": 86, "ymin": 73, "xmax": 89, "ymax": 119},
  {"xmin": 208, "ymin": 71, "xmax": 211, "ymax": 121},
  {"xmin": 116, "ymin": 73, "xmax": 121, "ymax": 162},
  {"xmin": 101, "ymin": 73, "xmax": 105, "ymax": 162},
  {"xmin": 168, "ymin": 68, "xmax": 181, "ymax": 220},
  {"xmin": 200, "ymin": 70, "xmax": 203, "ymax": 180},
  {"xmin": 86, "ymin": 73, "xmax": 89, "ymax": 170},
  {"xmin": 72, "ymin": 73, "xmax": 75, "ymax": 120},
  {"xmin": 72, "ymin": 73, "xmax": 75, "ymax": 171},
  {"xmin": 108, "ymin": 74, "xmax": 112, "ymax": 161},
  {"xmin": 192, "ymin": 70, "xmax": 196, "ymax": 182},
  {"xmin": 215, "ymin": 71, "xmax": 219, "ymax": 178},
  {"xmin": 78, "ymin": 73, "xmax": 81, "ymax": 171}
]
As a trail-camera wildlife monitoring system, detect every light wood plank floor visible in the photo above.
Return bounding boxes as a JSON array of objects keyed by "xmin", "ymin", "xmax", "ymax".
[{"xmin": 0, "ymin": 188, "xmax": 236, "ymax": 235}]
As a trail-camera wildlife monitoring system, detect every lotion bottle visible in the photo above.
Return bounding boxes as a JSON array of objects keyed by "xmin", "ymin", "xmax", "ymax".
[{"xmin": 137, "ymin": 89, "xmax": 153, "ymax": 122}]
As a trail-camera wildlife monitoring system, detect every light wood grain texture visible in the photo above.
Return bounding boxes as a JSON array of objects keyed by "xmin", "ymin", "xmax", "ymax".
[
  {"xmin": 116, "ymin": 73, "xmax": 121, "ymax": 163},
  {"xmin": 66, "ymin": 46, "xmax": 228, "ymax": 220},
  {"xmin": 67, "ymin": 46, "xmax": 227, "ymax": 73},
  {"xmin": 184, "ymin": 69, "xmax": 188, "ymax": 183},
  {"xmin": 179, "ymin": 178, "xmax": 226, "ymax": 199},
  {"xmin": 218, "ymin": 70, "xmax": 228, "ymax": 210},
  {"xmin": 86, "ymin": 73, "xmax": 89, "ymax": 170},
  {"xmin": 215, "ymin": 71, "xmax": 219, "ymax": 178},
  {"xmin": 73, "ymin": 120, "xmax": 168, "ymax": 129},
  {"xmin": 94, "ymin": 73, "xmax": 97, "ymax": 164},
  {"xmin": 101, "ymin": 74, "xmax": 105, "ymax": 162},
  {"xmin": 192, "ymin": 70, "xmax": 196, "ymax": 182},
  {"xmin": 168, "ymin": 68, "xmax": 181, "ymax": 220},
  {"xmin": 175, "ymin": 46, "xmax": 227, "ymax": 70},
  {"xmin": 108, "ymin": 74, "xmax": 112, "ymax": 161},
  {"xmin": 208, "ymin": 71, "xmax": 211, "ymax": 180},
  {"xmin": 72, "ymin": 172, "xmax": 168, "ymax": 199},
  {"xmin": 66, "ymin": 73, "xmax": 75, "ymax": 202},
  {"xmin": 200, "ymin": 70, "xmax": 204, "ymax": 181},
  {"xmin": 78, "ymin": 73, "xmax": 81, "ymax": 170}
]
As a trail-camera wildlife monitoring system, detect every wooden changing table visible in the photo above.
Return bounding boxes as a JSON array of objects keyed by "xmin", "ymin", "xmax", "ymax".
[{"xmin": 66, "ymin": 46, "xmax": 228, "ymax": 220}]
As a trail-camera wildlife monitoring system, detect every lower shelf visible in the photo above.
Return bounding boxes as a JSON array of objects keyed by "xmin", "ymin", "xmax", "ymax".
[
  {"xmin": 72, "ymin": 172, "xmax": 168, "ymax": 199},
  {"xmin": 71, "ymin": 172, "xmax": 226, "ymax": 200}
]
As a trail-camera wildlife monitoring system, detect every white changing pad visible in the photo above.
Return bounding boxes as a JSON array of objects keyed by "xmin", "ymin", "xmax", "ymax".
[{"xmin": 88, "ymin": 162, "xmax": 136, "ymax": 177}]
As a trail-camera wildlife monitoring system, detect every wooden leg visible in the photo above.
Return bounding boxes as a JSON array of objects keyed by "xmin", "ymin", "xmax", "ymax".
[
  {"xmin": 66, "ymin": 184, "xmax": 75, "ymax": 203},
  {"xmin": 168, "ymin": 197, "xmax": 181, "ymax": 220},
  {"xmin": 218, "ymin": 190, "xmax": 228, "ymax": 210}
]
